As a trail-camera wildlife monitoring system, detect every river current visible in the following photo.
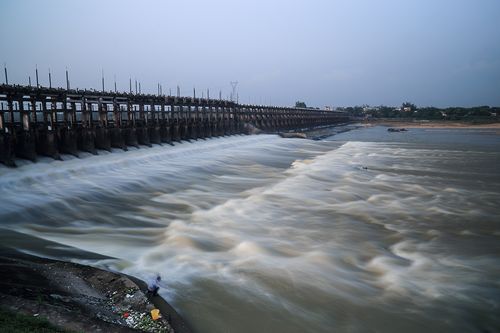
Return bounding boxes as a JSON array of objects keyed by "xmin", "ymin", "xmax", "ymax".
[{"xmin": 1, "ymin": 126, "xmax": 499, "ymax": 332}]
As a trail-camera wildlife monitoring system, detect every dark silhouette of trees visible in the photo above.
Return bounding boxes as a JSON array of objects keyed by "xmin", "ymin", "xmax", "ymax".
[
  {"xmin": 340, "ymin": 103, "xmax": 499, "ymax": 121},
  {"xmin": 295, "ymin": 101, "xmax": 307, "ymax": 108},
  {"xmin": 402, "ymin": 102, "xmax": 417, "ymax": 111}
]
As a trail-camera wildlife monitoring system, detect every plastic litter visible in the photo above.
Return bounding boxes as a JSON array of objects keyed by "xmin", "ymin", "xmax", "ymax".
[{"xmin": 151, "ymin": 308, "xmax": 161, "ymax": 320}]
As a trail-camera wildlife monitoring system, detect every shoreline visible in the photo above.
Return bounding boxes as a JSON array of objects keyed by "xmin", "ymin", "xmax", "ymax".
[
  {"xmin": 0, "ymin": 248, "xmax": 191, "ymax": 333},
  {"xmin": 363, "ymin": 119, "xmax": 500, "ymax": 129},
  {"xmin": 280, "ymin": 120, "xmax": 500, "ymax": 142}
]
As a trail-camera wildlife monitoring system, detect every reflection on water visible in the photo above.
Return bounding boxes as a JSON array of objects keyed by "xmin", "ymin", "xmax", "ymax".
[{"xmin": 1, "ymin": 127, "xmax": 499, "ymax": 333}]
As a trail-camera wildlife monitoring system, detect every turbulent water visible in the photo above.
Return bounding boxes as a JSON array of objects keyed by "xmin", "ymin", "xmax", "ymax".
[{"xmin": 1, "ymin": 126, "xmax": 499, "ymax": 333}]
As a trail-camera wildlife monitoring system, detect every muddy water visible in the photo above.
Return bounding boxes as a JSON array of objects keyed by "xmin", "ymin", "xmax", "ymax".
[{"xmin": 1, "ymin": 127, "xmax": 499, "ymax": 332}]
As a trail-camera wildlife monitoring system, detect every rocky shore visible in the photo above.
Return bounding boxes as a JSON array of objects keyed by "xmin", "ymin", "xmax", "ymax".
[
  {"xmin": 279, "ymin": 123, "xmax": 361, "ymax": 140},
  {"xmin": 0, "ymin": 248, "xmax": 191, "ymax": 333}
]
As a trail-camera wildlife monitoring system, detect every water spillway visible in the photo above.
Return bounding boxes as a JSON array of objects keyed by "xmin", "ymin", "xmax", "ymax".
[
  {"xmin": 0, "ymin": 84, "xmax": 349, "ymax": 166},
  {"xmin": 2, "ymin": 128, "xmax": 499, "ymax": 333}
]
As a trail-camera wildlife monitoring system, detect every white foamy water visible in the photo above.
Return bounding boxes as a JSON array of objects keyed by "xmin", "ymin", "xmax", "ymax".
[{"xmin": 1, "ymin": 127, "xmax": 499, "ymax": 333}]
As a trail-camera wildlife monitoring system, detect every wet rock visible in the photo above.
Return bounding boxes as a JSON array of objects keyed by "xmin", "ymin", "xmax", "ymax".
[
  {"xmin": 279, "ymin": 132, "xmax": 307, "ymax": 139},
  {"xmin": 0, "ymin": 249, "xmax": 184, "ymax": 333}
]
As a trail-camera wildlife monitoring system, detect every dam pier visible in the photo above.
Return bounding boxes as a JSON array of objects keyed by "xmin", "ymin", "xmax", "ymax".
[{"xmin": 0, "ymin": 84, "xmax": 349, "ymax": 166}]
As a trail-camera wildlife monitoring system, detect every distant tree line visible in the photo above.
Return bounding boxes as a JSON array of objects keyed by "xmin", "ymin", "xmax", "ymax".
[
  {"xmin": 295, "ymin": 101, "xmax": 321, "ymax": 110},
  {"xmin": 295, "ymin": 101, "xmax": 307, "ymax": 108},
  {"xmin": 337, "ymin": 103, "xmax": 500, "ymax": 121}
]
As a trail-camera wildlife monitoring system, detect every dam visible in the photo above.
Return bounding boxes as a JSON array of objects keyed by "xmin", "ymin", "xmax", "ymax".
[{"xmin": 0, "ymin": 84, "xmax": 349, "ymax": 166}]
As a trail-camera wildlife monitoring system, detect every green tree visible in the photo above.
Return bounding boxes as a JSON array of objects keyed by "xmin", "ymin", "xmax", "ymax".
[
  {"xmin": 402, "ymin": 102, "xmax": 417, "ymax": 111},
  {"xmin": 295, "ymin": 101, "xmax": 307, "ymax": 108}
]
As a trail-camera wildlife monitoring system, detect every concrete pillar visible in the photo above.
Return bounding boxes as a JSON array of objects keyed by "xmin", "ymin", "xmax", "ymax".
[
  {"xmin": 82, "ymin": 99, "xmax": 90, "ymax": 128},
  {"xmin": 62, "ymin": 98, "xmax": 69, "ymax": 127},
  {"xmin": 20, "ymin": 99, "xmax": 29, "ymax": 131},
  {"xmin": 127, "ymin": 102, "xmax": 134, "ymax": 126},
  {"xmin": 70, "ymin": 102, "xmax": 77, "ymax": 126},
  {"xmin": 7, "ymin": 99, "xmax": 14, "ymax": 127},
  {"xmin": 113, "ymin": 99, "xmax": 120, "ymax": 128},
  {"xmin": 31, "ymin": 98, "xmax": 37, "ymax": 124},
  {"xmin": 100, "ymin": 102, "xmax": 107, "ymax": 127}
]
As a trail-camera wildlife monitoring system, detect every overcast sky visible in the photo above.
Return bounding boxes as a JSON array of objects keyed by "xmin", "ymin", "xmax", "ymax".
[{"xmin": 1, "ymin": 0, "xmax": 499, "ymax": 107}]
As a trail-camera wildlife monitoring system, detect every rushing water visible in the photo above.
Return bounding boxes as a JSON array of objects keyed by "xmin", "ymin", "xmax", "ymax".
[{"xmin": 1, "ymin": 126, "xmax": 499, "ymax": 333}]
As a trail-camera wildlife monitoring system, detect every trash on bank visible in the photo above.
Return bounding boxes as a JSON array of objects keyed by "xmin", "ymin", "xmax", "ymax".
[{"xmin": 151, "ymin": 308, "xmax": 161, "ymax": 320}]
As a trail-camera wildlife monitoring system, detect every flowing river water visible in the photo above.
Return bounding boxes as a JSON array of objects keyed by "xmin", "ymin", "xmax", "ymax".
[{"xmin": 1, "ymin": 125, "xmax": 499, "ymax": 333}]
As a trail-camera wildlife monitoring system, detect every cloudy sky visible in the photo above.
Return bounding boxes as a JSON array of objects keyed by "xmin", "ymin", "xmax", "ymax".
[{"xmin": 1, "ymin": 0, "xmax": 499, "ymax": 107}]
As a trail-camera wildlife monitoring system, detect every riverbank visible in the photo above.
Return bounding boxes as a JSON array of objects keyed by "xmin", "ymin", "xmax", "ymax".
[
  {"xmin": 0, "ymin": 248, "xmax": 191, "ymax": 333},
  {"xmin": 364, "ymin": 119, "xmax": 500, "ymax": 129}
]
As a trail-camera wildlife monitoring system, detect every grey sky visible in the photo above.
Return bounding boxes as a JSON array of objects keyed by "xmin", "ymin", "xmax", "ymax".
[{"xmin": 1, "ymin": 0, "xmax": 499, "ymax": 107}]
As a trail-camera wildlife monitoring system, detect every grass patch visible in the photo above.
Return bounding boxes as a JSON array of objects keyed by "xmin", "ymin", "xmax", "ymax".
[{"xmin": 0, "ymin": 307, "xmax": 69, "ymax": 333}]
